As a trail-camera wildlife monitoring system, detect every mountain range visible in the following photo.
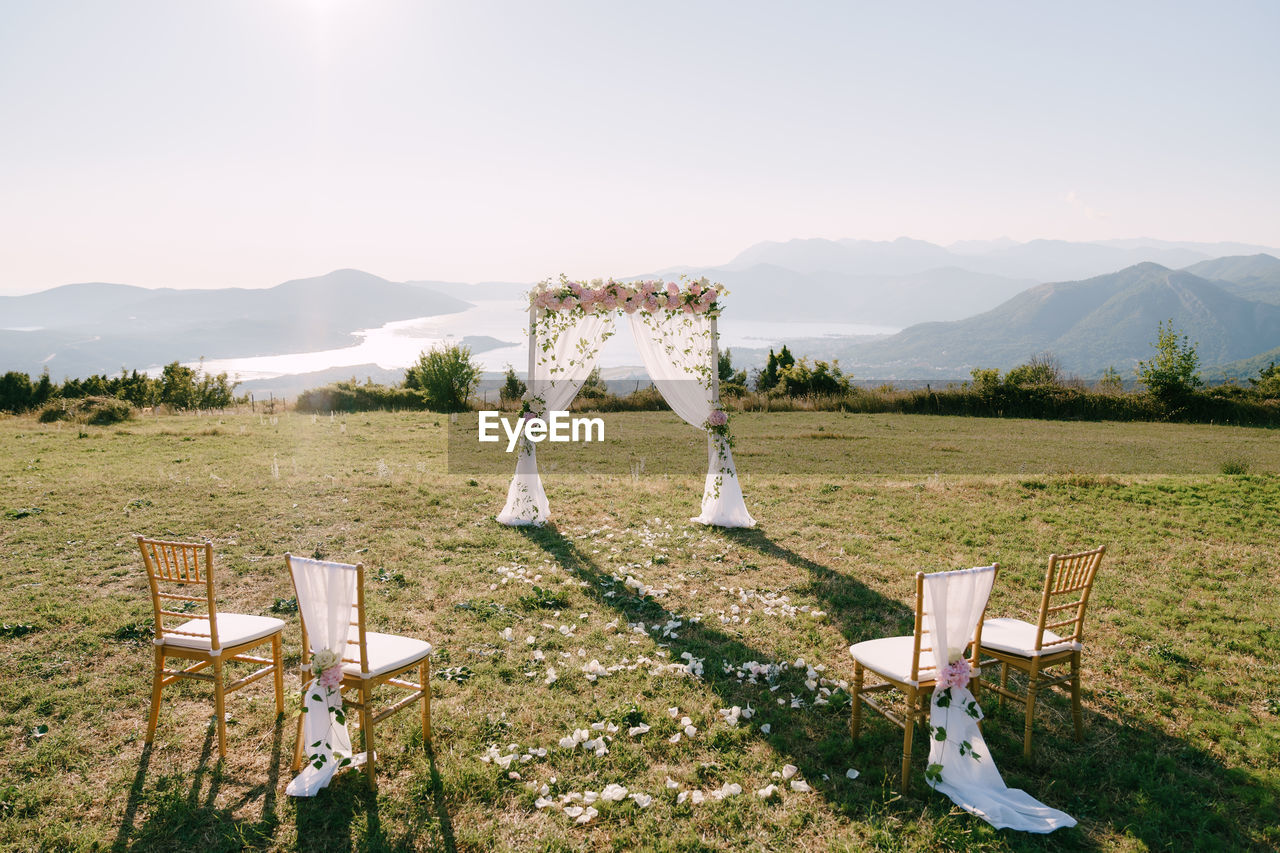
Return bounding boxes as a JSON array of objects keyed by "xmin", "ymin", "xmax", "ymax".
[{"xmin": 3, "ymin": 239, "xmax": 1280, "ymax": 382}]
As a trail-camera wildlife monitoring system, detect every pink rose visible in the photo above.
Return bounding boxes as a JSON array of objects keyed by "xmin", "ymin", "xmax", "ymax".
[
  {"xmin": 318, "ymin": 664, "xmax": 343, "ymax": 689},
  {"xmin": 936, "ymin": 658, "xmax": 971, "ymax": 691},
  {"xmin": 708, "ymin": 410, "xmax": 727, "ymax": 427}
]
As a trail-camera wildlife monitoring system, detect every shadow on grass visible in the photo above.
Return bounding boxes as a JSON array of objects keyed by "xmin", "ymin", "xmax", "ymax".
[
  {"xmin": 112, "ymin": 718, "xmax": 282, "ymax": 852},
  {"xmin": 518, "ymin": 522, "xmax": 1279, "ymax": 852}
]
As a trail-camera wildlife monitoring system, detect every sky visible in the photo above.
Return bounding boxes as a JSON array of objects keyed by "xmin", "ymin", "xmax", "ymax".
[{"xmin": 1, "ymin": 1, "xmax": 1278, "ymax": 295}]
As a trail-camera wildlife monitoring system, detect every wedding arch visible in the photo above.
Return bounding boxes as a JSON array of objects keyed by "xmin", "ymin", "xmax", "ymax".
[{"xmin": 496, "ymin": 276, "xmax": 755, "ymax": 529}]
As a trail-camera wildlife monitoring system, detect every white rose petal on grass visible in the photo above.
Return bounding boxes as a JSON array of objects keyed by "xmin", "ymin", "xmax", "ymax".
[
  {"xmin": 544, "ymin": 667, "xmax": 558, "ymax": 686},
  {"xmin": 711, "ymin": 782, "xmax": 742, "ymax": 800},
  {"xmin": 677, "ymin": 790, "xmax": 706, "ymax": 806},
  {"xmin": 501, "ymin": 627, "xmax": 514, "ymax": 642},
  {"xmin": 790, "ymin": 779, "xmax": 813, "ymax": 793},
  {"xmin": 668, "ymin": 707, "xmax": 680, "ymax": 718},
  {"xmin": 665, "ymin": 777, "xmax": 680, "ymax": 789},
  {"xmin": 583, "ymin": 791, "xmax": 599, "ymax": 804},
  {"xmin": 564, "ymin": 806, "xmax": 584, "ymax": 818},
  {"xmin": 846, "ymin": 768, "xmax": 860, "ymax": 780},
  {"xmin": 601, "ymin": 784, "xmax": 628, "ymax": 802},
  {"xmin": 684, "ymin": 724, "xmax": 697, "ymax": 737},
  {"xmin": 576, "ymin": 806, "xmax": 598, "ymax": 824},
  {"xmin": 760, "ymin": 723, "xmax": 772, "ymax": 735},
  {"xmin": 668, "ymin": 732, "xmax": 682, "ymax": 744},
  {"xmin": 756, "ymin": 784, "xmax": 779, "ymax": 799},
  {"xmin": 781, "ymin": 764, "xmax": 799, "ymax": 780},
  {"xmin": 629, "ymin": 792, "xmax": 653, "ymax": 808},
  {"xmin": 627, "ymin": 724, "xmax": 651, "ymax": 737},
  {"xmin": 534, "ymin": 796, "xmax": 554, "ymax": 809}
]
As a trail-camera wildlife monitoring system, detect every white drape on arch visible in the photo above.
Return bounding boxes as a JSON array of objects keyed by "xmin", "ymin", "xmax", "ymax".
[
  {"xmin": 286, "ymin": 556, "xmax": 365, "ymax": 797},
  {"xmin": 496, "ymin": 313, "xmax": 615, "ymax": 526},
  {"xmin": 923, "ymin": 567, "xmax": 1077, "ymax": 833},
  {"xmin": 627, "ymin": 312, "xmax": 754, "ymax": 528}
]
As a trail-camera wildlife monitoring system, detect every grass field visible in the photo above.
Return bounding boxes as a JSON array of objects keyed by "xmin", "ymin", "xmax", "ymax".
[{"xmin": 1, "ymin": 410, "xmax": 1277, "ymax": 851}]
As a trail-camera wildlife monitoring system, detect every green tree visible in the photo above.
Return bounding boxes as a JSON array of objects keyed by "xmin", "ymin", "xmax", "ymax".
[
  {"xmin": 160, "ymin": 361, "xmax": 198, "ymax": 410},
  {"xmin": 577, "ymin": 367, "xmax": 610, "ymax": 400},
  {"xmin": 32, "ymin": 370, "xmax": 54, "ymax": 407},
  {"xmin": 1135, "ymin": 319, "xmax": 1201, "ymax": 407},
  {"xmin": 1096, "ymin": 366, "xmax": 1124, "ymax": 393},
  {"xmin": 1249, "ymin": 361, "xmax": 1280, "ymax": 398},
  {"xmin": 1005, "ymin": 353, "xmax": 1062, "ymax": 387},
  {"xmin": 404, "ymin": 344, "xmax": 480, "ymax": 412},
  {"xmin": 499, "ymin": 365, "xmax": 526, "ymax": 404},
  {"xmin": 0, "ymin": 371, "xmax": 34, "ymax": 413},
  {"xmin": 718, "ymin": 348, "xmax": 747, "ymax": 395}
]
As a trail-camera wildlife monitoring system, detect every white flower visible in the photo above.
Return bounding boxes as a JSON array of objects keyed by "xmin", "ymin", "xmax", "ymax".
[
  {"xmin": 756, "ymin": 784, "xmax": 779, "ymax": 799},
  {"xmin": 601, "ymin": 784, "xmax": 628, "ymax": 802},
  {"xmin": 846, "ymin": 768, "xmax": 860, "ymax": 780},
  {"xmin": 629, "ymin": 792, "xmax": 653, "ymax": 808},
  {"xmin": 790, "ymin": 779, "xmax": 812, "ymax": 793},
  {"xmin": 781, "ymin": 764, "xmax": 799, "ymax": 780}
]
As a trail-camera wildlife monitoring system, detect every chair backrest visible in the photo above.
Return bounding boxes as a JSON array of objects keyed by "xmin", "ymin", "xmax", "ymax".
[
  {"xmin": 910, "ymin": 564, "xmax": 999, "ymax": 683},
  {"xmin": 1034, "ymin": 546, "xmax": 1105, "ymax": 652},
  {"xmin": 285, "ymin": 554, "xmax": 369, "ymax": 675},
  {"xmin": 137, "ymin": 536, "xmax": 220, "ymax": 649}
]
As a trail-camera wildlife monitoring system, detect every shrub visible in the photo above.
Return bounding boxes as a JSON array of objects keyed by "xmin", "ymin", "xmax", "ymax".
[
  {"xmin": 295, "ymin": 381, "xmax": 428, "ymax": 413},
  {"xmin": 404, "ymin": 345, "xmax": 480, "ymax": 412},
  {"xmin": 37, "ymin": 396, "xmax": 134, "ymax": 425}
]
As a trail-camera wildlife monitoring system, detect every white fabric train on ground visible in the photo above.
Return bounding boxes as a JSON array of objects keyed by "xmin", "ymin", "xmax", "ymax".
[{"xmin": 923, "ymin": 566, "xmax": 1076, "ymax": 833}]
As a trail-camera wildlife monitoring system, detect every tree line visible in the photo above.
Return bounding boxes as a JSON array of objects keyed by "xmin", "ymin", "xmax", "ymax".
[{"xmin": 0, "ymin": 362, "xmax": 239, "ymax": 416}]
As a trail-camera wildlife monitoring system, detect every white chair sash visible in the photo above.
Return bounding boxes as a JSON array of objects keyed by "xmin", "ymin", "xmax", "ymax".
[
  {"xmin": 922, "ymin": 566, "xmax": 1076, "ymax": 833},
  {"xmin": 286, "ymin": 556, "xmax": 365, "ymax": 797}
]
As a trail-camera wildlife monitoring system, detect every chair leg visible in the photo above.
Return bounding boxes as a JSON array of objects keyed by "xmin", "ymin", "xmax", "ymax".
[
  {"xmin": 361, "ymin": 685, "xmax": 376, "ymax": 790},
  {"xmin": 1071, "ymin": 651, "xmax": 1083, "ymax": 741},
  {"xmin": 146, "ymin": 647, "xmax": 165, "ymax": 744},
  {"xmin": 998, "ymin": 661, "xmax": 1008, "ymax": 708},
  {"xmin": 1023, "ymin": 659, "xmax": 1040, "ymax": 759},
  {"xmin": 271, "ymin": 634, "xmax": 285, "ymax": 717},
  {"xmin": 420, "ymin": 659, "xmax": 432, "ymax": 745},
  {"xmin": 901, "ymin": 687, "xmax": 917, "ymax": 786},
  {"xmin": 212, "ymin": 656, "xmax": 227, "ymax": 759},
  {"xmin": 850, "ymin": 662, "xmax": 864, "ymax": 741}
]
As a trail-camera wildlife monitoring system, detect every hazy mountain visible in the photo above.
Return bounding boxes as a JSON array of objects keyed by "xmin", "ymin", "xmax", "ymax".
[
  {"xmin": 1182, "ymin": 254, "xmax": 1280, "ymax": 305},
  {"xmin": 844, "ymin": 263, "xmax": 1280, "ymax": 378},
  {"xmin": 716, "ymin": 237, "xmax": 1280, "ymax": 294},
  {"xmin": 695, "ymin": 263, "xmax": 1035, "ymax": 325},
  {"xmin": 0, "ymin": 269, "xmax": 470, "ymax": 378}
]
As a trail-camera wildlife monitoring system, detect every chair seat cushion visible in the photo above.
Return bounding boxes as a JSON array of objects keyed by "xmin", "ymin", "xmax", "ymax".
[
  {"xmin": 980, "ymin": 617, "xmax": 1081, "ymax": 657},
  {"xmin": 849, "ymin": 635, "xmax": 935, "ymax": 686},
  {"xmin": 344, "ymin": 632, "xmax": 432, "ymax": 679},
  {"xmin": 161, "ymin": 613, "xmax": 285, "ymax": 651}
]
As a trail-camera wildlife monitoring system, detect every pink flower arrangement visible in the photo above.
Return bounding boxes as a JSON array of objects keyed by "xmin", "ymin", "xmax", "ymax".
[
  {"xmin": 708, "ymin": 410, "xmax": 728, "ymax": 427},
  {"xmin": 529, "ymin": 276, "xmax": 725, "ymax": 316},
  {"xmin": 936, "ymin": 658, "xmax": 972, "ymax": 691}
]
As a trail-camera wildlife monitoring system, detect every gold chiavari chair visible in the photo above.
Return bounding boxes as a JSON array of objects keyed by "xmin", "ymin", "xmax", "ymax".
[
  {"xmin": 286, "ymin": 554, "xmax": 432, "ymax": 789},
  {"xmin": 979, "ymin": 546, "xmax": 1106, "ymax": 757},
  {"xmin": 137, "ymin": 536, "xmax": 285, "ymax": 758},
  {"xmin": 849, "ymin": 565, "xmax": 998, "ymax": 785}
]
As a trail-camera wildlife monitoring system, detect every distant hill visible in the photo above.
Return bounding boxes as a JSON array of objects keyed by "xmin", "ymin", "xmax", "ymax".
[
  {"xmin": 0, "ymin": 269, "xmax": 470, "ymax": 378},
  {"xmin": 844, "ymin": 262, "xmax": 1280, "ymax": 378},
  {"xmin": 1183, "ymin": 254, "xmax": 1280, "ymax": 305}
]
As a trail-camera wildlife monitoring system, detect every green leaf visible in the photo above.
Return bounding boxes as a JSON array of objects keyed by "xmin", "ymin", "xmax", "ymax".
[{"xmin": 933, "ymin": 726, "xmax": 947, "ymax": 742}]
